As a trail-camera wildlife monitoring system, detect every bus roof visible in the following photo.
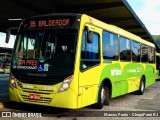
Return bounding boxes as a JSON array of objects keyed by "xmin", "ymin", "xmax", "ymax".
[{"xmin": 81, "ymin": 14, "xmax": 155, "ymax": 48}]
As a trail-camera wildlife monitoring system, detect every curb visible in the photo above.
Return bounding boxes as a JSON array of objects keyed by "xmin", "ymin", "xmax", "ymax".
[{"xmin": 0, "ymin": 103, "xmax": 3, "ymax": 108}]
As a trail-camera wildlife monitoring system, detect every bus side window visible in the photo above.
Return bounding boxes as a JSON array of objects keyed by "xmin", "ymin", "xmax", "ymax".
[
  {"xmin": 120, "ymin": 37, "xmax": 131, "ymax": 61},
  {"xmin": 132, "ymin": 41, "xmax": 140, "ymax": 62},
  {"xmin": 80, "ymin": 29, "xmax": 100, "ymax": 71},
  {"xmin": 148, "ymin": 47, "xmax": 155, "ymax": 63},
  {"xmin": 141, "ymin": 44, "xmax": 148, "ymax": 63},
  {"xmin": 102, "ymin": 31, "xmax": 118, "ymax": 60}
]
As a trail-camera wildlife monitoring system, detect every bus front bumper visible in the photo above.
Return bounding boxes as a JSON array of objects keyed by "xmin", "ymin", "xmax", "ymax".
[{"xmin": 9, "ymin": 85, "xmax": 78, "ymax": 109}]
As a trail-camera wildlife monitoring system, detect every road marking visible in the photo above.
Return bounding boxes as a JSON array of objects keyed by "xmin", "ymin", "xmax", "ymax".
[{"xmin": 0, "ymin": 103, "xmax": 3, "ymax": 108}]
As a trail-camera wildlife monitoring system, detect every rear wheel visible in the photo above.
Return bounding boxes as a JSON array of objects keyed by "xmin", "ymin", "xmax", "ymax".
[
  {"xmin": 95, "ymin": 84, "xmax": 110, "ymax": 109},
  {"xmin": 137, "ymin": 77, "xmax": 145, "ymax": 95}
]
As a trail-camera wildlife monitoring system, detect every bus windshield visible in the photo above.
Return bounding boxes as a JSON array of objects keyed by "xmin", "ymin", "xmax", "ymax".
[{"xmin": 12, "ymin": 29, "xmax": 77, "ymax": 74}]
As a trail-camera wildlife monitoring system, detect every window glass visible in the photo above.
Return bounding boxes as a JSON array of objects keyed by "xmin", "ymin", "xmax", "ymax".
[
  {"xmin": 141, "ymin": 44, "xmax": 148, "ymax": 62},
  {"xmin": 148, "ymin": 47, "xmax": 155, "ymax": 63},
  {"xmin": 81, "ymin": 30, "xmax": 100, "ymax": 70},
  {"xmin": 102, "ymin": 31, "xmax": 118, "ymax": 60},
  {"xmin": 13, "ymin": 29, "xmax": 77, "ymax": 73},
  {"xmin": 120, "ymin": 37, "xmax": 131, "ymax": 61},
  {"xmin": 132, "ymin": 41, "xmax": 140, "ymax": 62}
]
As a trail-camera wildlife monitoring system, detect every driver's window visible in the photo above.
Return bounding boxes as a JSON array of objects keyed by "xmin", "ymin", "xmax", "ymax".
[{"xmin": 80, "ymin": 29, "xmax": 100, "ymax": 71}]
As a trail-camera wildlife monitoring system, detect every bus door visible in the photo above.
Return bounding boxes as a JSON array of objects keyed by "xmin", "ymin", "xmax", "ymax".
[{"xmin": 78, "ymin": 25, "xmax": 102, "ymax": 107}]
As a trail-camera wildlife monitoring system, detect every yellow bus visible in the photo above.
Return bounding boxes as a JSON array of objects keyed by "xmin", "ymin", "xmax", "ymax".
[{"xmin": 8, "ymin": 14, "xmax": 156, "ymax": 109}]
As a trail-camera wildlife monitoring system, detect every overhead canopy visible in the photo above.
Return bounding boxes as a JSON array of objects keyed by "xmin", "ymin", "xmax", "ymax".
[{"xmin": 0, "ymin": 0, "xmax": 158, "ymax": 51}]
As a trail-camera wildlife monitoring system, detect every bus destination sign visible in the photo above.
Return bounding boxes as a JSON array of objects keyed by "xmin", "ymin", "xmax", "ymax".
[{"xmin": 30, "ymin": 19, "xmax": 70, "ymax": 28}]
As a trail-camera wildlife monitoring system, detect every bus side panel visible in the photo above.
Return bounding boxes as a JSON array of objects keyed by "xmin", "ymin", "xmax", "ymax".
[
  {"xmin": 123, "ymin": 62, "xmax": 142, "ymax": 93},
  {"xmin": 143, "ymin": 64, "xmax": 156, "ymax": 87},
  {"xmin": 100, "ymin": 62, "xmax": 128, "ymax": 98}
]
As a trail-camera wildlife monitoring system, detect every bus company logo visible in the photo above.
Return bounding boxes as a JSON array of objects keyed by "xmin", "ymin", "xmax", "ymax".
[
  {"xmin": 39, "ymin": 56, "xmax": 45, "ymax": 63},
  {"xmin": 111, "ymin": 69, "xmax": 122, "ymax": 76},
  {"xmin": 33, "ymin": 86, "xmax": 39, "ymax": 92},
  {"xmin": 2, "ymin": 112, "xmax": 11, "ymax": 117}
]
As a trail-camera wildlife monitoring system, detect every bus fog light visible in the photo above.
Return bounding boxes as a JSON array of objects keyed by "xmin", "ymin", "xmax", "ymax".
[{"xmin": 58, "ymin": 75, "xmax": 72, "ymax": 92}]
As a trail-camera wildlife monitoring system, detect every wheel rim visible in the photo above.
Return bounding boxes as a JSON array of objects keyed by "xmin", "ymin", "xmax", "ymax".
[
  {"xmin": 101, "ymin": 87, "xmax": 105, "ymax": 104},
  {"xmin": 141, "ymin": 81, "xmax": 144, "ymax": 92}
]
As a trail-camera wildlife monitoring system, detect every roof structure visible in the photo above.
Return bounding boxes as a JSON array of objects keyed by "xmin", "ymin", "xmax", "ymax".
[{"xmin": 0, "ymin": 0, "xmax": 158, "ymax": 51}]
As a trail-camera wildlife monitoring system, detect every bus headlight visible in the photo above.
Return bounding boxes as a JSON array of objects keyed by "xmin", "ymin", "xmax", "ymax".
[
  {"xmin": 58, "ymin": 75, "xmax": 72, "ymax": 92},
  {"xmin": 10, "ymin": 75, "xmax": 16, "ymax": 88}
]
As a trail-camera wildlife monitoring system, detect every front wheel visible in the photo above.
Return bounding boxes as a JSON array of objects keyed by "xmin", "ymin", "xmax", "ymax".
[
  {"xmin": 95, "ymin": 84, "xmax": 110, "ymax": 109},
  {"xmin": 136, "ymin": 77, "xmax": 145, "ymax": 95}
]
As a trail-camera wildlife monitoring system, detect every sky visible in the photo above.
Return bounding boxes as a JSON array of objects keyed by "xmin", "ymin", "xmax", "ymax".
[
  {"xmin": 0, "ymin": 32, "xmax": 15, "ymax": 48},
  {"xmin": 126, "ymin": 0, "xmax": 160, "ymax": 35},
  {"xmin": 0, "ymin": 0, "xmax": 160, "ymax": 48}
]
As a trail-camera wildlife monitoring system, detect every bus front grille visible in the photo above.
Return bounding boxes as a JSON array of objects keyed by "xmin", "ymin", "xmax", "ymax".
[{"xmin": 17, "ymin": 81, "xmax": 54, "ymax": 93}]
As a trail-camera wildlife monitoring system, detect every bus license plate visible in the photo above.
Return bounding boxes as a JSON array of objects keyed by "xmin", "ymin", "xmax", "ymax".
[{"xmin": 28, "ymin": 94, "xmax": 40, "ymax": 100}]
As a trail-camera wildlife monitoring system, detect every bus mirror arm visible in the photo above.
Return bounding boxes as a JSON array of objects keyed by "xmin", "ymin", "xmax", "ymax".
[
  {"xmin": 5, "ymin": 27, "xmax": 18, "ymax": 43},
  {"xmin": 5, "ymin": 29, "xmax": 11, "ymax": 43}
]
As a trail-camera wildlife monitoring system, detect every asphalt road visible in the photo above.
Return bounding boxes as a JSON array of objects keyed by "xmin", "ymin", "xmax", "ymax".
[{"xmin": 0, "ymin": 78, "xmax": 160, "ymax": 120}]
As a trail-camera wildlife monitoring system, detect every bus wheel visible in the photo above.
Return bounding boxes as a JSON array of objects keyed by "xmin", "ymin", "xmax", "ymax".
[
  {"xmin": 137, "ymin": 77, "xmax": 145, "ymax": 95},
  {"xmin": 95, "ymin": 84, "xmax": 110, "ymax": 109},
  {"xmin": 104, "ymin": 87, "xmax": 110, "ymax": 106}
]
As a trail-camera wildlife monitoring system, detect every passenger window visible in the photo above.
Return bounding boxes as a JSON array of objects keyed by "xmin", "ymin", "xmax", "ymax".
[
  {"xmin": 120, "ymin": 37, "xmax": 131, "ymax": 61},
  {"xmin": 141, "ymin": 44, "xmax": 148, "ymax": 62},
  {"xmin": 81, "ymin": 30, "xmax": 100, "ymax": 71},
  {"xmin": 102, "ymin": 31, "xmax": 118, "ymax": 60},
  {"xmin": 148, "ymin": 47, "xmax": 155, "ymax": 63},
  {"xmin": 132, "ymin": 41, "xmax": 140, "ymax": 62}
]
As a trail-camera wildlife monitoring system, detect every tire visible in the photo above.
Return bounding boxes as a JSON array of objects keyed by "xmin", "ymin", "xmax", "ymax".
[
  {"xmin": 95, "ymin": 83, "xmax": 110, "ymax": 109},
  {"xmin": 104, "ymin": 87, "xmax": 110, "ymax": 106},
  {"xmin": 137, "ymin": 77, "xmax": 145, "ymax": 95}
]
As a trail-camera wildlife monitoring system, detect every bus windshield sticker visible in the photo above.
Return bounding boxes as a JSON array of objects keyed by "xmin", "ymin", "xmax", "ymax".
[
  {"xmin": 38, "ymin": 64, "xmax": 44, "ymax": 72},
  {"xmin": 39, "ymin": 56, "xmax": 45, "ymax": 63},
  {"xmin": 44, "ymin": 64, "xmax": 49, "ymax": 71}
]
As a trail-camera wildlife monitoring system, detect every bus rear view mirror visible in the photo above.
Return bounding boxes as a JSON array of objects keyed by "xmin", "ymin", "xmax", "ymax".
[
  {"xmin": 5, "ymin": 29, "xmax": 11, "ymax": 43},
  {"xmin": 87, "ymin": 31, "xmax": 93, "ymax": 43},
  {"xmin": 5, "ymin": 27, "xmax": 18, "ymax": 43}
]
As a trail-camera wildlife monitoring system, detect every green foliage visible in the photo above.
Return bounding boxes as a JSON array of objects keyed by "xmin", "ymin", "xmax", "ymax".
[{"xmin": 153, "ymin": 35, "xmax": 160, "ymax": 48}]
